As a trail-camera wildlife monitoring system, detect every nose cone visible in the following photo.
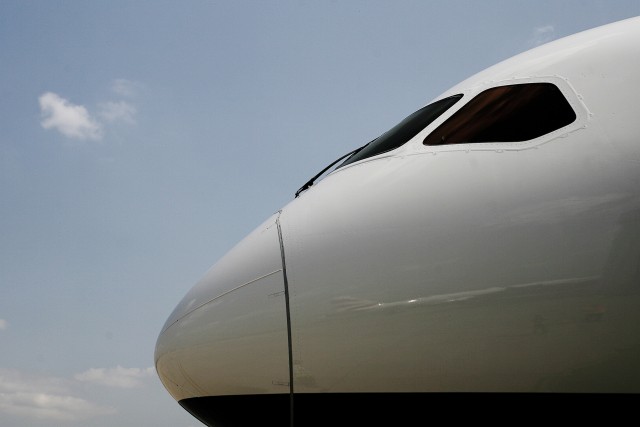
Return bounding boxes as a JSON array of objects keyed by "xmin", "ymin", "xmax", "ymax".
[{"xmin": 155, "ymin": 213, "xmax": 290, "ymax": 403}]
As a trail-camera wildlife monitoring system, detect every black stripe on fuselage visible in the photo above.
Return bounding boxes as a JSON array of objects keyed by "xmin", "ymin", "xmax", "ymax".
[{"xmin": 178, "ymin": 393, "xmax": 636, "ymax": 426}]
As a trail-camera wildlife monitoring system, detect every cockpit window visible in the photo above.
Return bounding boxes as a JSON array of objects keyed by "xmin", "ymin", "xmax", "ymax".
[
  {"xmin": 339, "ymin": 94, "xmax": 463, "ymax": 168},
  {"xmin": 423, "ymin": 83, "xmax": 576, "ymax": 146}
]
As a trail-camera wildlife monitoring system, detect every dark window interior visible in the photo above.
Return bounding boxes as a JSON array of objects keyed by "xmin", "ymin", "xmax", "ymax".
[
  {"xmin": 340, "ymin": 94, "xmax": 462, "ymax": 167},
  {"xmin": 423, "ymin": 83, "xmax": 576, "ymax": 146}
]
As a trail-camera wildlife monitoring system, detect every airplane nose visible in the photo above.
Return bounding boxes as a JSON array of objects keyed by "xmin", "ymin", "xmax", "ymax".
[{"xmin": 155, "ymin": 213, "xmax": 291, "ymax": 419}]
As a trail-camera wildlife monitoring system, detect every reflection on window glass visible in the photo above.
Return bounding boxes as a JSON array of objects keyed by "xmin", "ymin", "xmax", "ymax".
[
  {"xmin": 423, "ymin": 83, "xmax": 576, "ymax": 146},
  {"xmin": 340, "ymin": 94, "xmax": 462, "ymax": 167}
]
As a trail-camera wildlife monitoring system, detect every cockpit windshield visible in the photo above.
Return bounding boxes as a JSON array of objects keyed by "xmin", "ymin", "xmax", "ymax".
[
  {"xmin": 295, "ymin": 94, "xmax": 462, "ymax": 197},
  {"xmin": 339, "ymin": 94, "xmax": 463, "ymax": 168}
]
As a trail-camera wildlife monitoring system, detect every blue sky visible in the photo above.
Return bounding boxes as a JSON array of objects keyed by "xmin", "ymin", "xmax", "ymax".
[{"xmin": 1, "ymin": 1, "xmax": 638, "ymax": 425}]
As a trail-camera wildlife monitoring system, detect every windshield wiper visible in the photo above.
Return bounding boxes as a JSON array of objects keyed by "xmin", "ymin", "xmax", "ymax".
[{"xmin": 295, "ymin": 141, "xmax": 371, "ymax": 198}]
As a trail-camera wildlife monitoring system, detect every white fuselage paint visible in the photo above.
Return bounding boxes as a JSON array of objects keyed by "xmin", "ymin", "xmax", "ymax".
[{"xmin": 156, "ymin": 17, "xmax": 640, "ymax": 404}]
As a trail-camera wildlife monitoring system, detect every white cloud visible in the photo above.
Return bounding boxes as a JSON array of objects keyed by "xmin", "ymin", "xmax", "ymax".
[
  {"xmin": 111, "ymin": 79, "xmax": 140, "ymax": 97},
  {"xmin": 0, "ymin": 319, "xmax": 7, "ymax": 330},
  {"xmin": 99, "ymin": 101, "xmax": 137, "ymax": 124},
  {"xmin": 39, "ymin": 79, "xmax": 140, "ymax": 141},
  {"xmin": 0, "ymin": 369, "xmax": 67, "ymax": 395},
  {"xmin": 74, "ymin": 366, "xmax": 155, "ymax": 388},
  {"xmin": 530, "ymin": 25, "xmax": 556, "ymax": 46},
  {"xmin": 39, "ymin": 92, "xmax": 103, "ymax": 140},
  {"xmin": 0, "ymin": 369, "xmax": 114, "ymax": 421},
  {"xmin": 0, "ymin": 391, "xmax": 115, "ymax": 421}
]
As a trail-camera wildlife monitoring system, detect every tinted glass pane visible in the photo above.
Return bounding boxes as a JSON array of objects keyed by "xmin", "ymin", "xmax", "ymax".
[
  {"xmin": 423, "ymin": 83, "xmax": 576, "ymax": 146},
  {"xmin": 340, "ymin": 94, "xmax": 462, "ymax": 167}
]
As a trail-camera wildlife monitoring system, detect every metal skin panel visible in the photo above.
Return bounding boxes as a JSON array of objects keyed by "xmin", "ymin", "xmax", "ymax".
[
  {"xmin": 280, "ymin": 142, "xmax": 640, "ymax": 393},
  {"xmin": 155, "ymin": 214, "xmax": 290, "ymax": 401},
  {"xmin": 276, "ymin": 18, "xmax": 640, "ymax": 393}
]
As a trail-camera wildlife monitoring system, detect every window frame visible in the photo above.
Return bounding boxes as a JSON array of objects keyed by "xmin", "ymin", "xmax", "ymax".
[
  {"xmin": 411, "ymin": 76, "xmax": 589, "ymax": 154},
  {"xmin": 328, "ymin": 76, "xmax": 588, "ymax": 177}
]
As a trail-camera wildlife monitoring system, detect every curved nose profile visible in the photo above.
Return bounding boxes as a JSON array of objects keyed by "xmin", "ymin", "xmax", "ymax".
[{"xmin": 155, "ymin": 213, "xmax": 291, "ymax": 425}]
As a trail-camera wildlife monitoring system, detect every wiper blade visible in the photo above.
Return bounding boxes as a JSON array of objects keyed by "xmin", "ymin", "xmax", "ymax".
[{"xmin": 295, "ymin": 142, "xmax": 370, "ymax": 198}]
